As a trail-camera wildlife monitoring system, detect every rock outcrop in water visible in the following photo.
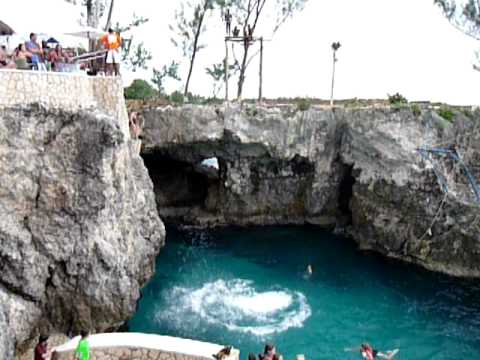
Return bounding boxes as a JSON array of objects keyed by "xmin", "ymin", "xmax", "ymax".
[
  {"xmin": 140, "ymin": 104, "xmax": 480, "ymax": 277},
  {"xmin": 0, "ymin": 104, "xmax": 165, "ymax": 359}
]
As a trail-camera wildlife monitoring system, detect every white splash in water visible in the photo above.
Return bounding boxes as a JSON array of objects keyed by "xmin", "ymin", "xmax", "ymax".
[{"xmin": 155, "ymin": 279, "xmax": 311, "ymax": 336}]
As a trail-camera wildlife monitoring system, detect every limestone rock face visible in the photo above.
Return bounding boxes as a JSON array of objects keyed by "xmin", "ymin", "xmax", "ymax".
[
  {"xmin": 342, "ymin": 108, "xmax": 480, "ymax": 277},
  {"xmin": 141, "ymin": 104, "xmax": 480, "ymax": 277},
  {"xmin": 0, "ymin": 105, "xmax": 165, "ymax": 358}
]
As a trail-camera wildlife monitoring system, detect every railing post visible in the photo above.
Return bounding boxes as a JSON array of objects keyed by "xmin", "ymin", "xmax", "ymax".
[
  {"xmin": 225, "ymin": 38, "xmax": 229, "ymax": 102},
  {"xmin": 258, "ymin": 37, "xmax": 263, "ymax": 102}
]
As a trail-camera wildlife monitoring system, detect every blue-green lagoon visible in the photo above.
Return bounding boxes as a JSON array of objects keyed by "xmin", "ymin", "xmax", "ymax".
[{"xmin": 128, "ymin": 227, "xmax": 480, "ymax": 360}]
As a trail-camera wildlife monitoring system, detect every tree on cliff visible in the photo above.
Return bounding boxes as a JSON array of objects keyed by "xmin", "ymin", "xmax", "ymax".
[
  {"xmin": 113, "ymin": 15, "xmax": 152, "ymax": 71},
  {"xmin": 330, "ymin": 42, "xmax": 341, "ymax": 107},
  {"xmin": 152, "ymin": 61, "xmax": 181, "ymax": 95},
  {"xmin": 434, "ymin": 0, "xmax": 480, "ymax": 71},
  {"xmin": 226, "ymin": 0, "xmax": 308, "ymax": 99},
  {"xmin": 206, "ymin": 60, "xmax": 238, "ymax": 97},
  {"xmin": 124, "ymin": 79, "xmax": 157, "ymax": 99},
  {"xmin": 64, "ymin": 0, "xmax": 106, "ymax": 32},
  {"xmin": 170, "ymin": 0, "xmax": 222, "ymax": 96}
]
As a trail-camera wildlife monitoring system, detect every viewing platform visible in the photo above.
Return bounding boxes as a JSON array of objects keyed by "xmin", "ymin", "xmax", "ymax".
[
  {"xmin": 53, "ymin": 333, "xmax": 239, "ymax": 360},
  {"xmin": 0, "ymin": 69, "xmax": 129, "ymax": 135}
]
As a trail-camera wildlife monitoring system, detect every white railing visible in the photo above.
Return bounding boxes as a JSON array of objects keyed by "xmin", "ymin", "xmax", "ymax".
[{"xmin": 53, "ymin": 333, "xmax": 239, "ymax": 360}]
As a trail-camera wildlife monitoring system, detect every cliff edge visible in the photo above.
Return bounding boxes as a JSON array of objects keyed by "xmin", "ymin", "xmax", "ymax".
[{"xmin": 0, "ymin": 72, "xmax": 165, "ymax": 359}]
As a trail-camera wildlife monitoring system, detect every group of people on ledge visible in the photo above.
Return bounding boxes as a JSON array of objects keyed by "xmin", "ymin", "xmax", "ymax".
[
  {"xmin": 0, "ymin": 33, "xmax": 71, "ymax": 71},
  {"xmin": 0, "ymin": 28, "xmax": 122, "ymax": 76},
  {"xmin": 34, "ymin": 330, "xmax": 90, "ymax": 360}
]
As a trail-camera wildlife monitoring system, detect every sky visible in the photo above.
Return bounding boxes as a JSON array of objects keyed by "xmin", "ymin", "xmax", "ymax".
[{"xmin": 2, "ymin": 0, "xmax": 480, "ymax": 105}]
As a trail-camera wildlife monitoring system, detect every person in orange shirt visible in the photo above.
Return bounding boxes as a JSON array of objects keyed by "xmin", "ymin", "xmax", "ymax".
[{"xmin": 101, "ymin": 28, "xmax": 122, "ymax": 76}]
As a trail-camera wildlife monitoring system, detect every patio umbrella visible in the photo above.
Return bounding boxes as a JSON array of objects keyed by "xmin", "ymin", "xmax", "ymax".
[
  {"xmin": 65, "ymin": 26, "xmax": 105, "ymax": 39},
  {"xmin": 0, "ymin": 20, "xmax": 14, "ymax": 36},
  {"xmin": 46, "ymin": 37, "xmax": 59, "ymax": 44}
]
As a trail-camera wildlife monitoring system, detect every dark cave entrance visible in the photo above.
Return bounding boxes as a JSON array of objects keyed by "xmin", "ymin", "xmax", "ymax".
[
  {"xmin": 337, "ymin": 163, "xmax": 356, "ymax": 225},
  {"xmin": 142, "ymin": 152, "xmax": 222, "ymax": 223}
]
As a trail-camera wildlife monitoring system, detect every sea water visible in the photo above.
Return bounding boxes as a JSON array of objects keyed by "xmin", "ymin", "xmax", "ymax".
[{"xmin": 128, "ymin": 226, "xmax": 480, "ymax": 360}]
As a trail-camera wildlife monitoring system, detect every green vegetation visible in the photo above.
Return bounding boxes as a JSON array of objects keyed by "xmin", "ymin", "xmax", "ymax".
[
  {"xmin": 344, "ymin": 98, "xmax": 363, "ymax": 109},
  {"xmin": 296, "ymin": 98, "xmax": 312, "ymax": 112},
  {"xmin": 169, "ymin": 91, "xmax": 185, "ymax": 105},
  {"xmin": 245, "ymin": 105, "xmax": 259, "ymax": 117},
  {"xmin": 152, "ymin": 62, "xmax": 181, "ymax": 95},
  {"xmin": 411, "ymin": 103, "xmax": 422, "ymax": 116},
  {"xmin": 388, "ymin": 92, "xmax": 408, "ymax": 105},
  {"xmin": 437, "ymin": 106, "xmax": 455, "ymax": 122},
  {"xmin": 124, "ymin": 79, "xmax": 157, "ymax": 100},
  {"xmin": 462, "ymin": 108, "xmax": 474, "ymax": 119}
]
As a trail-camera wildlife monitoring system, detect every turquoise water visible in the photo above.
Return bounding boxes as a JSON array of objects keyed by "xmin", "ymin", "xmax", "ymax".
[{"xmin": 129, "ymin": 226, "xmax": 480, "ymax": 360}]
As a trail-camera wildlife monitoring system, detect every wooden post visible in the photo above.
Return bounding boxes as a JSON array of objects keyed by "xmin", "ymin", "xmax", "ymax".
[
  {"xmin": 258, "ymin": 37, "xmax": 264, "ymax": 102},
  {"xmin": 225, "ymin": 38, "xmax": 229, "ymax": 102}
]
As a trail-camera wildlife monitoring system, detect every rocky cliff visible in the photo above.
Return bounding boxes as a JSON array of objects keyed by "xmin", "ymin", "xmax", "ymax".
[
  {"xmin": 140, "ymin": 104, "xmax": 480, "ymax": 277},
  {"xmin": 0, "ymin": 104, "xmax": 165, "ymax": 359}
]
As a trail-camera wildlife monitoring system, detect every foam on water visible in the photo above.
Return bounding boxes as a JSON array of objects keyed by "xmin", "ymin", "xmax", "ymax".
[{"xmin": 155, "ymin": 279, "xmax": 311, "ymax": 336}]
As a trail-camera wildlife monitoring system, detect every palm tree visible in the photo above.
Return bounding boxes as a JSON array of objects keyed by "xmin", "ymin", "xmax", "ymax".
[{"xmin": 330, "ymin": 41, "xmax": 341, "ymax": 107}]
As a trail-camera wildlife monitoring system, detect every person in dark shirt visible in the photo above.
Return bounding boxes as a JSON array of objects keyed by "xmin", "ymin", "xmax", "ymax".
[{"xmin": 34, "ymin": 335, "xmax": 50, "ymax": 360}]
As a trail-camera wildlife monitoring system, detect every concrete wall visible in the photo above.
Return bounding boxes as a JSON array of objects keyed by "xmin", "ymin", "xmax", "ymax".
[
  {"xmin": 0, "ymin": 69, "xmax": 129, "ymax": 135},
  {"xmin": 54, "ymin": 346, "xmax": 230, "ymax": 360}
]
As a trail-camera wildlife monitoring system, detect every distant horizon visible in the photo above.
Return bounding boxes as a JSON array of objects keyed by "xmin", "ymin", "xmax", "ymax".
[{"xmin": 126, "ymin": 92, "xmax": 478, "ymax": 107}]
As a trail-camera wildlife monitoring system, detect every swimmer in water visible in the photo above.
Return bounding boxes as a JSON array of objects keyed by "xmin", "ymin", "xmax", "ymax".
[
  {"xmin": 346, "ymin": 344, "xmax": 398, "ymax": 360},
  {"xmin": 306, "ymin": 265, "xmax": 313, "ymax": 276}
]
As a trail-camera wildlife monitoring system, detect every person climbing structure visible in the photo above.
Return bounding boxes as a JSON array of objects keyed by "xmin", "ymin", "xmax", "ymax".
[
  {"xmin": 232, "ymin": 26, "xmax": 240, "ymax": 37},
  {"xmin": 248, "ymin": 24, "xmax": 253, "ymax": 41},
  {"xmin": 224, "ymin": 9, "xmax": 232, "ymax": 35}
]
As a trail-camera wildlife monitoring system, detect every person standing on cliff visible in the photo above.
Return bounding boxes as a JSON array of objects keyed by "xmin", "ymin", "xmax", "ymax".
[
  {"xmin": 75, "ymin": 330, "xmax": 90, "ymax": 360},
  {"xmin": 101, "ymin": 28, "xmax": 122, "ymax": 76}
]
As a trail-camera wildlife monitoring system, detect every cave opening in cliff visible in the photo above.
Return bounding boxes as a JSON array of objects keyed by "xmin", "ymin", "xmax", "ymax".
[
  {"xmin": 142, "ymin": 152, "xmax": 222, "ymax": 223},
  {"xmin": 338, "ymin": 164, "xmax": 356, "ymax": 224}
]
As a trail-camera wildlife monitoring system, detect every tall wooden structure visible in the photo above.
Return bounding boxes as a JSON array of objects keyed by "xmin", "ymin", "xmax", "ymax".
[{"xmin": 224, "ymin": 36, "xmax": 264, "ymax": 102}]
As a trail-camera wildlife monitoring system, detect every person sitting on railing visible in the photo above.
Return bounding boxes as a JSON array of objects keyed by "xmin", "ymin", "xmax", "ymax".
[
  {"xmin": 0, "ymin": 46, "xmax": 16, "ymax": 69},
  {"xmin": 25, "ymin": 33, "xmax": 47, "ymax": 71},
  {"xmin": 48, "ymin": 44, "xmax": 70, "ymax": 71},
  {"xmin": 13, "ymin": 44, "xmax": 33, "ymax": 70},
  {"xmin": 100, "ymin": 28, "xmax": 122, "ymax": 76}
]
